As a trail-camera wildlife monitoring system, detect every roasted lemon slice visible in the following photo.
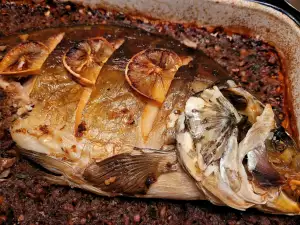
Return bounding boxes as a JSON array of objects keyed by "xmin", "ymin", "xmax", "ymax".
[
  {"xmin": 125, "ymin": 48, "xmax": 191, "ymax": 104},
  {"xmin": 125, "ymin": 48, "xmax": 192, "ymax": 140},
  {"xmin": 0, "ymin": 33, "xmax": 64, "ymax": 76},
  {"xmin": 64, "ymin": 37, "xmax": 124, "ymax": 135},
  {"xmin": 63, "ymin": 38, "xmax": 124, "ymax": 86}
]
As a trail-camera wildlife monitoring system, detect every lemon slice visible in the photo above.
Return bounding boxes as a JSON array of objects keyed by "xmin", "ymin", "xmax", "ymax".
[
  {"xmin": 141, "ymin": 100, "xmax": 161, "ymax": 139},
  {"xmin": 64, "ymin": 37, "xmax": 125, "ymax": 135},
  {"xmin": 125, "ymin": 48, "xmax": 191, "ymax": 104},
  {"xmin": 45, "ymin": 32, "xmax": 65, "ymax": 53},
  {"xmin": 0, "ymin": 33, "xmax": 64, "ymax": 76},
  {"xmin": 0, "ymin": 42, "xmax": 49, "ymax": 76},
  {"xmin": 63, "ymin": 38, "xmax": 124, "ymax": 87},
  {"xmin": 125, "ymin": 48, "xmax": 192, "ymax": 140}
]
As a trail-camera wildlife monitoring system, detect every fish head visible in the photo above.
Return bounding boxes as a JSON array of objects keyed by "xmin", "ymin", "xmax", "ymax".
[{"xmin": 176, "ymin": 80, "xmax": 300, "ymax": 214}]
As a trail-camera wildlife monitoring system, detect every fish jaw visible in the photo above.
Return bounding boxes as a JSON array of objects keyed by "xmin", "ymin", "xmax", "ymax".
[{"xmin": 263, "ymin": 191, "xmax": 300, "ymax": 215}]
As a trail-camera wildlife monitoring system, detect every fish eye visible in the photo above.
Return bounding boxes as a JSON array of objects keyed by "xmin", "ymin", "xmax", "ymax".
[{"xmin": 272, "ymin": 126, "xmax": 297, "ymax": 152}]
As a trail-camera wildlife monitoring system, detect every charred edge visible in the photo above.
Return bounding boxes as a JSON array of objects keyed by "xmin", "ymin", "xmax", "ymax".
[
  {"xmin": 39, "ymin": 125, "xmax": 49, "ymax": 135},
  {"xmin": 145, "ymin": 173, "xmax": 157, "ymax": 189},
  {"xmin": 75, "ymin": 121, "xmax": 87, "ymax": 137},
  {"xmin": 14, "ymin": 128, "xmax": 27, "ymax": 134}
]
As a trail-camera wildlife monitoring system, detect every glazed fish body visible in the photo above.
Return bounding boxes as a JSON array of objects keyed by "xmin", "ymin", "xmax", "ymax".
[
  {"xmin": 10, "ymin": 60, "xmax": 204, "ymax": 199},
  {"xmin": 3, "ymin": 26, "xmax": 300, "ymax": 214},
  {"xmin": 9, "ymin": 27, "xmax": 208, "ymax": 200}
]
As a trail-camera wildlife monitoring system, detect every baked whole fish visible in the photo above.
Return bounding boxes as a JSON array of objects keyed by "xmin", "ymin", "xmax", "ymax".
[{"xmin": 1, "ymin": 25, "xmax": 300, "ymax": 215}]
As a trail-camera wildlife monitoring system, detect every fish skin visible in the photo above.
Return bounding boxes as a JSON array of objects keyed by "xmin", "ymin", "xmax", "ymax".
[{"xmin": 10, "ymin": 27, "xmax": 206, "ymax": 200}]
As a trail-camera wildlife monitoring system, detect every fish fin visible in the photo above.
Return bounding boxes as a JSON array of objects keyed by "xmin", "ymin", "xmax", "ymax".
[
  {"xmin": 249, "ymin": 148, "xmax": 285, "ymax": 187},
  {"xmin": 44, "ymin": 173, "xmax": 113, "ymax": 197},
  {"xmin": 133, "ymin": 146, "xmax": 176, "ymax": 153},
  {"xmin": 20, "ymin": 149, "xmax": 85, "ymax": 184},
  {"xmin": 83, "ymin": 150, "xmax": 177, "ymax": 195},
  {"xmin": 185, "ymin": 87, "xmax": 241, "ymax": 169},
  {"xmin": 43, "ymin": 174, "xmax": 70, "ymax": 186}
]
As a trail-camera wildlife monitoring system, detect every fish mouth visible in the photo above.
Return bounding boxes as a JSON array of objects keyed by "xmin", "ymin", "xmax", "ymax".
[{"xmin": 177, "ymin": 80, "xmax": 300, "ymax": 213}]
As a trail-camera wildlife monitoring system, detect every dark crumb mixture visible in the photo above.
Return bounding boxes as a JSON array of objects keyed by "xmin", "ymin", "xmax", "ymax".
[
  {"xmin": 0, "ymin": 1, "xmax": 298, "ymax": 225},
  {"xmin": 1, "ymin": 160, "xmax": 299, "ymax": 225}
]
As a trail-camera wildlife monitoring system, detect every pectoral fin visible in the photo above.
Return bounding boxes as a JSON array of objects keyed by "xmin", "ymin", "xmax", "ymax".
[{"xmin": 83, "ymin": 149, "xmax": 177, "ymax": 195}]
